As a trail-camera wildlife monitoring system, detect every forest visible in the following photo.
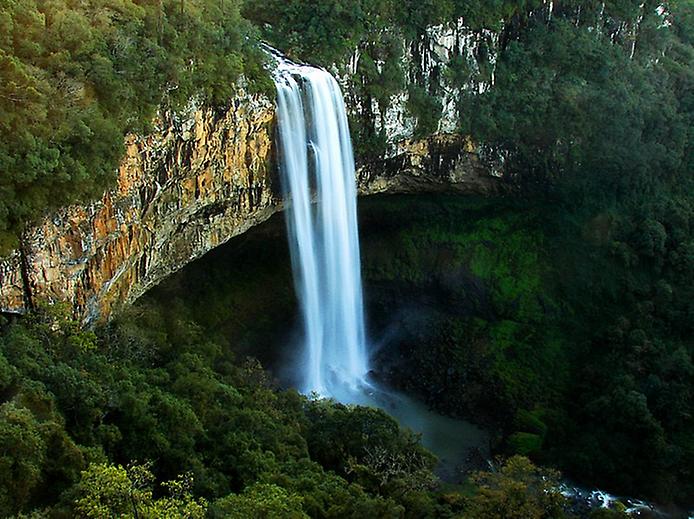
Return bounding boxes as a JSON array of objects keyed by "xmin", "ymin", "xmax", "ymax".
[{"xmin": 1, "ymin": 0, "xmax": 693, "ymax": 517}]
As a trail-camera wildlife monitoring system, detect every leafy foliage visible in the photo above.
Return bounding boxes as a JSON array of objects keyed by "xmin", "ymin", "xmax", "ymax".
[
  {"xmin": 0, "ymin": 0, "xmax": 268, "ymax": 253},
  {"xmin": 211, "ymin": 483, "xmax": 307, "ymax": 519},
  {"xmin": 74, "ymin": 462, "xmax": 207, "ymax": 518},
  {"xmin": 464, "ymin": 456, "xmax": 566, "ymax": 519},
  {"xmin": 0, "ymin": 305, "xmax": 448, "ymax": 517},
  {"xmin": 463, "ymin": 8, "xmax": 688, "ymax": 197}
]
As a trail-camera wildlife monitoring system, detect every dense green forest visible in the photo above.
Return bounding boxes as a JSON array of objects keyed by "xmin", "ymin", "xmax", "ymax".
[
  {"xmin": 0, "ymin": 304, "xmax": 578, "ymax": 517},
  {"xmin": 0, "ymin": 0, "xmax": 271, "ymax": 253},
  {"xmin": 1, "ymin": 0, "xmax": 693, "ymax": 517},
  {"xmin": 359, "ymin": 194, "xmax": 693, "ymax": 507}
]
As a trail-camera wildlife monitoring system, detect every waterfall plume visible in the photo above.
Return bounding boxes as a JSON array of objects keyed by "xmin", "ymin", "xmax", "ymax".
[{"xmin": 270, "ymin": 51, "xmax": 369, "ymax": 396}]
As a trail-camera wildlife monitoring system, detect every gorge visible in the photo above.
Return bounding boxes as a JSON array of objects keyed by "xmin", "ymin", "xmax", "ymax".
[
  {"xmin": 0, "ymin": 5, "xmax": 508, "ymax": 325},
  {"xmin": 270, "ymin": 54, "xmax": 492, "ymax": 475},
  {"xmin": 0, "ymin": 93, "xmax": 499, "ymax": 326},
  {"xmin": 1, "ymin": 1, "xmax": 692, "ymax": 517}
]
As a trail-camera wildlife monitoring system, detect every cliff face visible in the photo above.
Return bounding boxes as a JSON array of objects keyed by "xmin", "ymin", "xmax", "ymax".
[
  {"xmin": 0, "ymin": 87, "xmax": 502, "ymax": 324},
  {"xmin": 0, "ymin": 91, "xmax": 277, "ymax": 323},
  {"xmin": 339, "ymin": 17, "xmax": 499, "ymax": 159},
  {"xmin": 358, "ymin": 134, "xmax": 498, "ymax": 195}
]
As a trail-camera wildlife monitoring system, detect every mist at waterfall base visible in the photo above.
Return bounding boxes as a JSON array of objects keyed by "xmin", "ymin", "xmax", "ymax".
[{"xmin": 271, "ymin": 53, "xmax": 489, "ymax": 478}]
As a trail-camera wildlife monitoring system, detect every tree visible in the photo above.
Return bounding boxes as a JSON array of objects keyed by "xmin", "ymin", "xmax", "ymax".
[
  {"xmin": 74, "ymin": 462, "xmax": 207, "ymax": 518},
  {"xmin": 211, "ymin": 483, "xmax": 308, "ymax": 519},
  {"xmin": 0, "ymin": 402, "xmax": 46, "ymax": 515},
  {"xmin": 465, "ymin": 456, "xmax": 567, "ymax": 519}
]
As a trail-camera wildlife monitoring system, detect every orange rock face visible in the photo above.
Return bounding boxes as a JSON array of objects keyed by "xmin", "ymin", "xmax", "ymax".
[{"xmin": 0, "ymin": 92, "xmax": 277, "ymax": 324}]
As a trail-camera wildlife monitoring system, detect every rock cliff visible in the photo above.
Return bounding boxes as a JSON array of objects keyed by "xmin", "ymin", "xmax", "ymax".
[
  {"xmin": 339, "ymin": 17, "xmax": 500, "ymax": 159},
  {"xmin": 0, "ymin": 88, "xmax": 502, "ymax": 324},
  {"xmin": 1, "ymin": 91, "xmax": 277, "ymax": 323}
]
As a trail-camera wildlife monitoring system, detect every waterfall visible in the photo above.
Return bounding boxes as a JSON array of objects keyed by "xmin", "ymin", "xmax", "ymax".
[{"xmin": 271, "ymin": 52, "xmax": 369, "ymax": 396}]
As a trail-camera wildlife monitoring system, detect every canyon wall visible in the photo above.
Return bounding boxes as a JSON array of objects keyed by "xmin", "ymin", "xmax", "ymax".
[
  {"xmin": 0, "ymin": 87, "xmax": 501, "ymax": 325},
  {"xmin": 338, "ymin": 17, "xmax": 500, "ymax": 160},
  {"xmin": 0, "ymin": 91, "xmax": 277, "ymax": 323},
  {"xmin": 1, "ymin": 6, "xmax": 653, "ymax": 324}
]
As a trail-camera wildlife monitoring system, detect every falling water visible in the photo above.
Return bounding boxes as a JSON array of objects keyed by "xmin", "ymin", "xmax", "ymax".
[
  {"xmin": 270, "ymin": 52, "xmax": 368, "ymax": 396},
  {"xmin": 266, "ymin": 51, "xmax": 493, "ymax": 477}
]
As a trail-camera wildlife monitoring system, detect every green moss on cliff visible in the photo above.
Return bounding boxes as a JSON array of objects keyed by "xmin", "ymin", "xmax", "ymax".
[
  {"xmin": 360, "ymin": 192, "xmax": 693, "ymax": 506},
  {"xmin": 361, "ymin": 196, "xmax": 566, "ymax": 419}
]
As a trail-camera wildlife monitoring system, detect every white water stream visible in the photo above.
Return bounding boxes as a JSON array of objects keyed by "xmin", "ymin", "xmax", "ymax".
[{"xmin": 272, "ymin": 52, "xmax": 368, "ymax": 396}]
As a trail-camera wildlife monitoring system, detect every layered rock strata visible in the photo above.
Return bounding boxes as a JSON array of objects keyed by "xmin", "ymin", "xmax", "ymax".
[{"xmin": 1, "ymin": 92, "xmax": 277, "ymax": 323}]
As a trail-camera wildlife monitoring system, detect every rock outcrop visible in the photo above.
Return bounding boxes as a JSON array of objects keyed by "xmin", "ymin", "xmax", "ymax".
[
  {"xmin": 0, "ymin": 90, "xmax": 502, "ymax": 324},
  {"xmin": 358, "ymin": 134, "xmax": 500, "ymax": 196},
  {"xmin": 339, "ymin": 18, "xmax": 500, "ymax": 158},
  {"xmin": 1, "ymin": 91, "xmax": 277, "ymax": 323}
]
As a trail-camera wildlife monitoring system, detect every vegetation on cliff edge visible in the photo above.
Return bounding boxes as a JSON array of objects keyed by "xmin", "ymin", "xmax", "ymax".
[{"xmin": 0, "ymin": 0, "xmax": 271, "ymax": 253}]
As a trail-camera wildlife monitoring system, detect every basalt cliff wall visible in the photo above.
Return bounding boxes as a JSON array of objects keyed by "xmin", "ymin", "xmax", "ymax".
[{"xmin": 0, "ymin": 42, "xmax": 503, "ymax": 324}]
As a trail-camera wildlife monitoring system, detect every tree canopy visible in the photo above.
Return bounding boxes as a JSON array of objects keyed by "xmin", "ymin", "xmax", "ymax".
[{"xmin": 0, "ymin": 0, "xmax": 269, "ymax": 253}]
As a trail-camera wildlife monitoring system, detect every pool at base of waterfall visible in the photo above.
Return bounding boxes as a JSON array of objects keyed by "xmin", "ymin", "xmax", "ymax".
[{"xmin": 310, "ymin": 378, "xmax": 491, "ymax": 481}]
